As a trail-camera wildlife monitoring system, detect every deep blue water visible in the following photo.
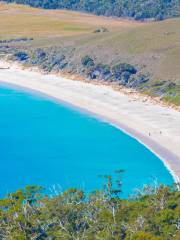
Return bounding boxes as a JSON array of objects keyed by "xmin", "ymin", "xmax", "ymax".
[{"xmin": 0, "ymin": 84, "xmax": 173, "ymax": 197}]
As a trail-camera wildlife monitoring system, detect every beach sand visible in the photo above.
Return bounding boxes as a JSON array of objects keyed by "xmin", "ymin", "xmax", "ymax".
[{"xmin": 0, "ymin": 60, "xmax": 180, "ymax": 182}]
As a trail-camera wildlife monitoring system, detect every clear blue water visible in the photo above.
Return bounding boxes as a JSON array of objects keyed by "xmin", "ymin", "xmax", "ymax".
[{"xmin": 0, "ymin": 84, "xmax": 174, "ymax": 197}]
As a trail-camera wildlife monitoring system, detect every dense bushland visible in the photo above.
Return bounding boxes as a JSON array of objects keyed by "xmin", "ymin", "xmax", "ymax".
[
  {"xmin": 0, "ymin": 173, "xmax": 180, "ymax": 239},
  {"xmin": 9, "ymin": 48, "xmax": 179, "ymax": 103},
  {"xmin": 2, "ymin": 0, "xmax": 180, "ymax": 20}
]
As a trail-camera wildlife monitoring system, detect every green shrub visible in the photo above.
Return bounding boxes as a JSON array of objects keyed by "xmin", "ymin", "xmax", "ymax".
[
  {"xmin": 112, "ymin": 63, "xmax": 137, "ymax": 75},
  {"xmin": 81, "ymin": 55, "xmax": 95, "ymax": 68}
]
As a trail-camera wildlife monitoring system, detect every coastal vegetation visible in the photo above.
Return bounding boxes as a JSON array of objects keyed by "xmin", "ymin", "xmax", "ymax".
[
  {"xmin": 2, "ymin": 0, "xmax": 180, "ymax": 21},
  {"xmin": 0, "ymin": 175, "xmax": 180, "ymax": 240},
  {"xmin": 0, "ymin": 2, "xmax": 179, "ymax": 105}
]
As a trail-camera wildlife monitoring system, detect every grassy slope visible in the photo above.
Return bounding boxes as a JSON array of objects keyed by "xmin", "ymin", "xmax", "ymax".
[{"xmin": 0, "ymin": 3, "xmax": 180, "ymax": 104}]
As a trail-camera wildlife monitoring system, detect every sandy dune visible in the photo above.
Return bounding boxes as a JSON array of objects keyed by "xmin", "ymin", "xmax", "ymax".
[{"xmin": 0, "ymin": 60, "xmax": 180, "ymax": 182}]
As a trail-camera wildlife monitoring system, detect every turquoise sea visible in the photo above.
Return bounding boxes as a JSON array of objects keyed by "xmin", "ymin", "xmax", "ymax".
[{"xmin": 0, "ymin": 84, "xmax": 174, "ymax": 197}]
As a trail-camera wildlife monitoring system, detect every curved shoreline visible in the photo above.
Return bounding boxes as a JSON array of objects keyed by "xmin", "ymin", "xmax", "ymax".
[{"xmin": 0, "ymin": 61, "xmax": 180, "ymax": 183}]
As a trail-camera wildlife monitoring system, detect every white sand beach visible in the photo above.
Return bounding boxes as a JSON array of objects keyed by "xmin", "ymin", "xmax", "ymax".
[{"xmin": 0, "ymin": 60, "xmax": 180, "ymax": 182}]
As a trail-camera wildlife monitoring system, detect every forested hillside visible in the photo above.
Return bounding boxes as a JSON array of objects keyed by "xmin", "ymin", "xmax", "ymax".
[{"xmin": 2, "ymin": 0, "xmax": 180, "ymax": 20}]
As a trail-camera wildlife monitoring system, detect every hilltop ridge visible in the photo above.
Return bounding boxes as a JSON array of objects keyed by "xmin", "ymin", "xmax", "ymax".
[{"xmin": 2, "ymin": 0, "xmax": 180, "ymax": 21}]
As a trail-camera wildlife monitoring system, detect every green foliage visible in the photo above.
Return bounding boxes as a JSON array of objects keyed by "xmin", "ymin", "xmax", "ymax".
[
  {"xmin": 144, "ymin": 80, "xmax": 180, "ymax": 106},
  {"xmin": 112, "ymin": 63, "xmax": 137, "ymax": 75},
  {"xmin": 0, "ymin": 179, "xmax": 180, "ymax": 239},
  {"xmin": 3, "ymin": 0, "xmax": 180, "ymax": 21},
  {"xmin": 81, "ymin": 55, "xmax": 94, "ymax": 68},
  {"xmin": 128, "ymin": 231, "xmax": 162, "ymax": 240},
  {"xmin": 21, "ymin": 47, "xmax": 68, "ymax": 72}
]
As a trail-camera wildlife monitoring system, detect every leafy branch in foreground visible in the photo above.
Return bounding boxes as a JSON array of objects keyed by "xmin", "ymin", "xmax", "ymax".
[{"xmin": 0, "ymin": 174, "xmax": 180, "ymax": 240}]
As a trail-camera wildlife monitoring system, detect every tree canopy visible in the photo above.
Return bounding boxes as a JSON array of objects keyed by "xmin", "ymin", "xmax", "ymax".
[{"xmin": 0, "ymin": 176, "xmax": 180, "ymax": 239}]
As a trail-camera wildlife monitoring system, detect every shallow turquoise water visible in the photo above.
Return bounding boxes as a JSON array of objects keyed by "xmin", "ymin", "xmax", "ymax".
[{"xmin": 0, "ymin": 84, "xmax": 173, "ymax": 197}]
